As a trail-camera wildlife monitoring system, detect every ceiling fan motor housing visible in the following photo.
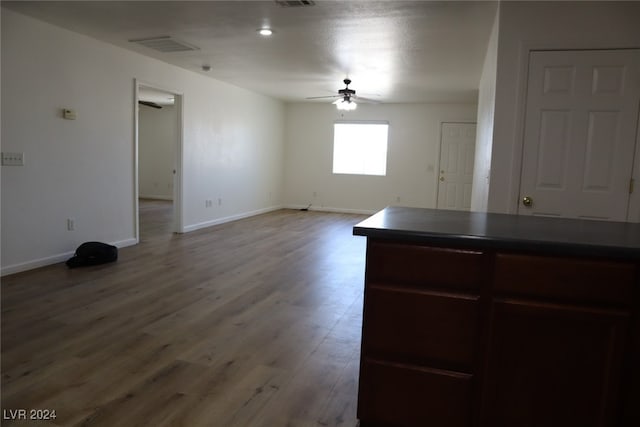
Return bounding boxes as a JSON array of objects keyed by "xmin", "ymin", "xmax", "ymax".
[
  {"xmin": 339, "ymin": 79, "xmax": 355, "ymax": 98},
  {"xmin": 304, "ymin": 78, "xmax": 360, "ymax": 102}
]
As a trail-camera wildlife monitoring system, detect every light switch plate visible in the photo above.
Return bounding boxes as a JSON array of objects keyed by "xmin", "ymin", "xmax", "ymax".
[{"xmin": 1, "ymin": 152, "xmax": 25, "ymax": 166}]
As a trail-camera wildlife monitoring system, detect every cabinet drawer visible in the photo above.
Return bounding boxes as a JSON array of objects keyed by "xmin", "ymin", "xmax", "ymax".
[
  {"xmin": 367, "ymin": 241, "xmax": 485, "ymax": 291},
  {"xmin": 358, "ymin": 358, "xmax": 473, "ymax": 427},
  {"xmin": 363, "ymin": 285, "xmax": 479, "ymax": 370},
  {"xmin": 494, "ymin": 254, "xmax": 636, "ymax": 306}
]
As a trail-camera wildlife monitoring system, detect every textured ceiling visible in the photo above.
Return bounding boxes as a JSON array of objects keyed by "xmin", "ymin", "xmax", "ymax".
[{"xmin": 3, "ymin": 1, "xmax": 498, "ymax": 104}]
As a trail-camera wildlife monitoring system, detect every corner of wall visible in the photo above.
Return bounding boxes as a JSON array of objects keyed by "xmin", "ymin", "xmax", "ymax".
[{"xmin": 470, "ymin": 4, "xmax": 499, "ymax": 213}]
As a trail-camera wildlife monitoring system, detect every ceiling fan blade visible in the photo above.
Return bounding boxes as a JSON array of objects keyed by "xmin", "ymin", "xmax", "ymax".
[
  {"xmin": 354, "ymin": 96, "xmax": 381, "ymax": 104},
  {"xmin": 139, "ymin": 100, "xmax": 163, "ymax": 109},
  {"xmin": 305, "ymin": 95, "xmax": 341, "ymax": 100}
]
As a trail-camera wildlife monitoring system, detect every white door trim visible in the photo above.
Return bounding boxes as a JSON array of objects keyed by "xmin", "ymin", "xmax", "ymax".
[
  {"xmin": 627, "ymin": 105, "xmax": 640, "ymax": 222},
  {"xmin": 133, "ymin": 79, "xmax": 185, "ymax": 239}
]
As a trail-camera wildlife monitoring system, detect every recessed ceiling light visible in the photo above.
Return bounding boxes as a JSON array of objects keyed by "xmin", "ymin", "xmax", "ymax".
[{"xmin": 258, "ymin": 28, "xmax": 273, "ymax": 36}]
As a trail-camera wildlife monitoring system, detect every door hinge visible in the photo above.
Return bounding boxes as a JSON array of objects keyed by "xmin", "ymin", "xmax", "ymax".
[{"xmin": 630, "ymin": 178, "xmax": 635, "ymax": 194}]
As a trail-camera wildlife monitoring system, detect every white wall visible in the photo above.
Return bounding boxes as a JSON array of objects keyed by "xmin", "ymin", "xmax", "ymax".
[
  {"xmin": 1, "ymin": 9, "xmax": 285, "ymax": 275},
  {"xmin": 470, "ymin": 6, "xmax": 499, "ymax": 213},
  {"xmin": 139, "ymin": 103, "xmax": 176, "ymax": 200},
  {"xmin": 283, "ymin": 103, "xmax": 477, "ymax": 213},
  {"xmin": 489, "ymin": 1, "xmax": 640, "ymax": 214}
]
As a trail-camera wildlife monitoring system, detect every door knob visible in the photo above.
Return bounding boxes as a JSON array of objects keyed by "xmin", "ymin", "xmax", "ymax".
[
  {"xmin": 439, "ymin": 176, "xmax": 445, "ymax": 182},
  {"xmin": 522, "ymin": 196, "xmax": 533, "ymax": 207}
]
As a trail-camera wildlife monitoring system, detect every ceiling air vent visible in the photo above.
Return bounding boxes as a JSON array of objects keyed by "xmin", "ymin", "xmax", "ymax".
[
  {"xmin": 129, "ymin": 36, "xmax": 199, "ymax": 53},
  {"xmin": 275, "ymin": 0, "xmax": 315, "ymax": 7}
]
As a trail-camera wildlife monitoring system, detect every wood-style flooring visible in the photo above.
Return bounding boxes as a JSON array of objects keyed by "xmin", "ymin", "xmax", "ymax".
[{"xmin": 1, "ymin": 201, "xmax": 368, "ymax": 426}]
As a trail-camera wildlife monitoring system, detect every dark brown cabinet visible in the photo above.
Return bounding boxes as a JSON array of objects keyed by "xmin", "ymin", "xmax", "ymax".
[
  {"xmin": 363, "ymin": 285, "xmax": 480, "ymax": 370},
  {"xmin": 359, "ymin": 359, "xmax": 473, "ymax": 427},
  {"xmin": 355, "ymin": 227, "xmax": 639, "ymax": 427},
  {"xmin": 481, "ymin": 299, "xmax": 629, "ymax": 427},
  {"xmin": 358, "ymin": 242, "xmax": 487, "ymax": 427}
]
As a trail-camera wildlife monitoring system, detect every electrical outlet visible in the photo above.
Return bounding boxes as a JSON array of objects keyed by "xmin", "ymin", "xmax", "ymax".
[
  {"xmin": 218, "ymin": 198, "xmax": 222, "ymax": 206},
  {"xmin": 1, "ymin": 152, "xmax": 24, "ymax": 166},
  {"xmin": 67, "ymin": 218, "xmax": 75, "ymax": 231}
]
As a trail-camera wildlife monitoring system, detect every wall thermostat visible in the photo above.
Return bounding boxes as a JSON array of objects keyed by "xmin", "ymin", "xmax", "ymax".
[{"xmin": 63, "ymin": 108, "xmax": 77, "ymax": 120}]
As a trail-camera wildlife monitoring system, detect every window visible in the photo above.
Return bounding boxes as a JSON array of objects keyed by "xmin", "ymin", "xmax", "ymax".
[{"xmin": 332, "ymin": 122, "xmax": 389, "ymax": 176}]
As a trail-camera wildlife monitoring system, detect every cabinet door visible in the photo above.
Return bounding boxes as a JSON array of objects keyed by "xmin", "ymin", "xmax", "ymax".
[{"xmin": 481, "ymin": 299, "xmax": 629, "ymax": 427}]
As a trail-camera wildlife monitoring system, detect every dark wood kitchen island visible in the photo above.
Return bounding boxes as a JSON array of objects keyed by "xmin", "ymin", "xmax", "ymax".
[{"xmin": 353, "ymin": 207, "xmax": 640, "ymax": 427}]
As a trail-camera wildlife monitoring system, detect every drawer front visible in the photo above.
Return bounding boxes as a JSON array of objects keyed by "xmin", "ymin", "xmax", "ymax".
[
  {"xmin": 358, "ymin": 358, "xmax": 473, "ymax": 427},
  {"xmin": 363, "ymin": 285, "xmax": 479, "ymax": 371},
  {"xmin": 367, "ymin": 241, "xmax": 485, "ymax": 291},
  {"xmin": 494, "ymin": 254, "xmax": 636, "ymax": 306}
]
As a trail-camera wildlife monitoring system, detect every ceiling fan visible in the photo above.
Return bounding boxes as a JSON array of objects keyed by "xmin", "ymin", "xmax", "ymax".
[
  {"xmin": 306, "ymin": 78, "xmax": 379, "ymax": 110},
  {"xmin": 138, "ymin": 100, "xmax": 163, "ymax": 109}
]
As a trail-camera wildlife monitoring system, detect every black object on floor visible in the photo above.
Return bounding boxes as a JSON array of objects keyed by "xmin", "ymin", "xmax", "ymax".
[{"xmin": 66, "ymin": 242, "xmax": 118, "ymax": 268}]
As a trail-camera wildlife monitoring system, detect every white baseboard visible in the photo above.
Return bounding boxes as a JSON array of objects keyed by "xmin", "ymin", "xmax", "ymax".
[
  {"xmin": 1, "ymin": 251, "xmax": 76, "ymax": 277},
  {"xmin": 284, "ymin": 204, "xmax": 376, "ymax": 215},
  {"xmin": 182, "ymin": 205, "xmax": 284, "ymax": 233},
  {"xmin": 112, "ymin": 238, "xmax": 139, "ymax": 249},
  {"xmin": 1, "ymin": 238, "xmax": 138, "ymax": 277},
  {"xmin": 0, "ymin": 205, "xmax": 371, "ymax": 277}
]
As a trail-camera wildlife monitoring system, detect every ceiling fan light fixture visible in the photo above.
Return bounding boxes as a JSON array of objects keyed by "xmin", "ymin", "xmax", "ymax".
[
  {"xmin": 307, "ymin": 79, "xmax": 363, "ymax": 110},
  {"xmin": 334, "ymin": 97, "xmax": 357, "ymax": 111}
]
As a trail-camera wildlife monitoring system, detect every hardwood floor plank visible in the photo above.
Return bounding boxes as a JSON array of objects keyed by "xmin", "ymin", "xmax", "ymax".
[{"xmin": 2, "ymin": 204, "xmax": 367, "ymax": 426}]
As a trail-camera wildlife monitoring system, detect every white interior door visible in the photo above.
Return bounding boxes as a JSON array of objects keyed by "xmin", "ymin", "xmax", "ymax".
[
  {"xmin": 437, "ymin": 122, "xmax": 476, "ymax": 211},
  {"xmin": 519, "ymin": 49, "xmax": 640, "ymax": 221}
]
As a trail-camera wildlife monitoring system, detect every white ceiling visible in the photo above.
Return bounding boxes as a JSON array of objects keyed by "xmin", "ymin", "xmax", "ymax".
[{"xmin": 3, "ymin": 1, "xmax": 498, "ymax": 104}]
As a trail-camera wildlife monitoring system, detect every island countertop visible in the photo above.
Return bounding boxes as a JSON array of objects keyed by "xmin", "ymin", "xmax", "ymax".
[
  {"xmin": 353, "ymin": 206, "xmax": 640, "ymax": 260},
  {"xmin": 354, "ymin": 206, "xmax": 640, "ymax": 426}
]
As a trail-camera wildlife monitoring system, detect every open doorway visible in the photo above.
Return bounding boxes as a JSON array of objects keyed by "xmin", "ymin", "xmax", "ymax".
[{"xmin": 135, "ymin": 81, "xmax": 183, "ymax": 241}]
